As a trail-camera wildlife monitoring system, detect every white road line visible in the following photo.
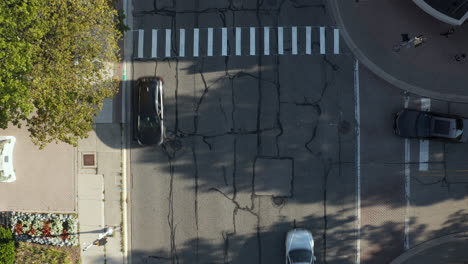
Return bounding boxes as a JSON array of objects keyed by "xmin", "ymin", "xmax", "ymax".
[
  {"xmin": 292, "ymin": 26, "xmax": 298, "ymax": 55},
  {"xmin": 236, "ymin": 27, "xmax": 241, "ymax": 56},
  {"xmin": 250, "ymin": 27, "xmax": 255, "ymax": 56},
  {"xmin": 207, "ymin": 28, "xmax": 213, "ymax": 56},
  {"xmin": 334, "ymin": 28, "xmax": 340, "ymax": 54},
  {"xmin": 151, "ymin": 29, "xmax": 158, "ymax": 58},
  {"xmin": 193, "ymin": 28, "xmax": 199, "ymax": 57},
  {"xmin": 278, "ymin": 27, "xmax": 284, "ymax": 55},
  {"xmin": 354, "ymin": 59, "xmax": 361, "ymax": 264},
  {"xmin": 138, "ymin": 29, "xmax": 144, "ymax": 58},
  {"xmin": 320, "ymin": 27, "xmax": 325, "ymax": 54},
  {"xmin": 404, "ymin": 95, "xmax": 411, "ymax": 250},
  {"xmin": 222, "ymin": 27, "xmax": 227, "ymax": 56},
  {"xmin": 306, "ymin": 26, "xmax": 311, "ymax": 54},
  {"xmin": 264, "ymin": 27, "xmax": 270, "ymax": 56},
  {"xmin": 179, "ymin": 29, "xmax": 185, "ymax": 57},
  {"xmin": 419, "ymin": 98, "xmax": 430, "ymax": 171},
  {"xmin": 165, "ymin": 29, "xmax": 171, "ymax": 57}
]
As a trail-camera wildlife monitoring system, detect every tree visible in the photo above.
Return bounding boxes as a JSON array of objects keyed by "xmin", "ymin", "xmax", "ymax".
[
  {"xmin": 0, "ymin": 0, "xmax": 44, "ymax": 129},
  {"xmin": 0, "ymin": 0, "xmax": 122, "ymax": 148},
  {"xmin": 0, "ymin": 226, "xmax": 16, "ymax": 264}
]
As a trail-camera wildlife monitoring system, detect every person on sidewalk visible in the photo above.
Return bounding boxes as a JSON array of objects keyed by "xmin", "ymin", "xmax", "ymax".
[{"xmin": 440, "ymin": 27, "xmax": 455, "ymax": 38}]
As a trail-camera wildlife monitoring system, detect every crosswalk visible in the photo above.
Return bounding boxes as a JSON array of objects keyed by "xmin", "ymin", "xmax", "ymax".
[{"xmin": 133, "ymin": 26, "xmax": 341, "ymax": 59}]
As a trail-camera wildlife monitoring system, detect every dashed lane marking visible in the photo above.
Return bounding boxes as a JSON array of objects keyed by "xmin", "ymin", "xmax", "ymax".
[{"xmin": 419, "ymin": 98, "xmax": 430, "ymax": 171}]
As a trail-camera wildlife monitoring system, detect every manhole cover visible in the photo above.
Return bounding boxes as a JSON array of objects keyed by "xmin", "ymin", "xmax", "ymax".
[
  {"xmin": 272, "ymin": 196, "xmax": 286, "ymax": 206},
  {"xmin": 83, "ymin": 154, "xmax": 95, "ymax": 166}
]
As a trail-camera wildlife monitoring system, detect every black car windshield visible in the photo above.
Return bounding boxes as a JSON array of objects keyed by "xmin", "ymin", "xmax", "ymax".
[
  {"xmin": 416, "ymin": 113, "xmax": 431, "ymax": 137},
  {"xmin": 289, "ymin": 249, "xmax": 312, "ymax": 263}
]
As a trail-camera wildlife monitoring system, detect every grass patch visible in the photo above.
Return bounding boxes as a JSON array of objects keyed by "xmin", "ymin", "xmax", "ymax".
[{"xmin": 15, "ymin": 242, "xmax": 81, "ymax": 264}]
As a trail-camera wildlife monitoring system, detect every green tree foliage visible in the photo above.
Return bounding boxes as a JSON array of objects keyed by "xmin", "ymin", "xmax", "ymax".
[
  {"xmin": 0, "ymin": 226, "xmax": 16, "ymax": 264},
  {"xmin": 0, "ymin": 0, "xmax": 44, "ymax": 129},
  {"xmin": 0, "ymin": 0, "xmax": 121, "ymax": 148}
]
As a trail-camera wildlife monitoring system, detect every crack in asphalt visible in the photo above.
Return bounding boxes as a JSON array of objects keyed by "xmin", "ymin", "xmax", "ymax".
[
  {"xmin": 222, "ymin": 231, "xmax": 231, "ymax": 264},
  {"xmin": 192, "ymin": 139, "xmax": 200, "ymax": 264},
  {"xmin": 322, "ymin": 158, "xmax": 332, "ymax": 264},
  {"xmin": 167, "ymin": 158, "xmax": 180, "ymax": 264},
  {"xmin": 144, "ymin": 1, "xmax": 341, "ymax": 263}
]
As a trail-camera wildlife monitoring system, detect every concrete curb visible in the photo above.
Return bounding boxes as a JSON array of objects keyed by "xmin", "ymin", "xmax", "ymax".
[
  {"xmin": 390, "ymin": 232, "xmax": 468, "ymax": 264},
  {"xmin": 328, "ymin": 0, "xmax": 468, "ymax": 103},
  {"xmin": 121, "ymin": 0, "xmax": 134, "ymax": 262}
]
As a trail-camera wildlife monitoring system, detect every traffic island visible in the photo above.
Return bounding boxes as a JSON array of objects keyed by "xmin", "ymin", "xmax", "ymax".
[{"xmin": 329, "ymin": 0, "xmax": 468, "ymax": 102}]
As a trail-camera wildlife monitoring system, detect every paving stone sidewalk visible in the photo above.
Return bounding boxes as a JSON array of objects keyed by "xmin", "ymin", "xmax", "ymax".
[{"xmin": 78, "ymin": 122, "xmax": 125, "ymax": 264}]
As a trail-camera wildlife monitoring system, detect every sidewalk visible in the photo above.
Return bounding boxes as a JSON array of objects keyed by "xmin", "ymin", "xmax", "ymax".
[
  {"xmin": 329, "ymin": 0, "xmax": 468, "ymax": 102},
  {"xmin": 390, "ymin": 232, "xmax": 468, "ymax": 263},
  {"xmin": 77, "ymin": 110, "xmax": 125, "ymax": 263}
]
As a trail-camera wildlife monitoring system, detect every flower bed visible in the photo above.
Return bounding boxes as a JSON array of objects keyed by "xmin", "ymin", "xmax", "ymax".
[{"xmin": 9, "ymin": 212, "xmax": 78, "ymax": 247}]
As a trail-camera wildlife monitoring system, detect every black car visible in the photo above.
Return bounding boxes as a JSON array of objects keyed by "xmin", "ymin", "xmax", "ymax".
[
  {"xmin": 135, "ymin": 77, "xmax": 165, "ymax": 145},
  {"xmin": 394, "ymin": 109, "xmax": 468, "ymax": 142}
]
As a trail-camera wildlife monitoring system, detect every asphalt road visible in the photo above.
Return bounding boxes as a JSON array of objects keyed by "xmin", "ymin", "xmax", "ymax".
[{"xmin": 128, "ymin": 1, "xmax": 468, "ymax": 263}]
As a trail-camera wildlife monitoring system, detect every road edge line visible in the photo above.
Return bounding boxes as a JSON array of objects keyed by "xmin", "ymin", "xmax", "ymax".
[{"xmin": 354, "ymin": 59, "xmax": 361, "ymax": 264}]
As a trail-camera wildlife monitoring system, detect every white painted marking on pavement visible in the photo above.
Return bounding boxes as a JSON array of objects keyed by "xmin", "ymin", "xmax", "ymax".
[
  {"xmin": 179, "ymin": 29, "xmax": 185, "ymax": 57},
  {"xmin": 250, "ymin": 27, "xmax": 255, "ymax": 56},
  {"xmin": 138, "ymin": 29, "xmax": 144, "ymax": 58},
  {"xmin": 306, "ymin": 26, "xmax": 311, "ymax": 55},
  {"xmin": 278, "ymin": 27, "xmax": 284, "ymax": 55},
  {"xmin": 207, "ymin": 28, "xmax": 213, "ymax": 56},
  {"xmin": 419, "ymin": 98, "xmax": 430, "ymax": 171},
  {"xmin": 264, "ymin": 27, "xmax": 270, "ymax": 56},
  {"xmin": 165, "ymin": 29, "xmax": 171, "ymax": 57},
  {"xmin": 193, "ymin": 28, "xmax": 199, "ymax": 57},
  {"xmin": 320, "ymin": 27, "xmax": 325, "ymax": 54},
  {"xmin": 292, "ymin": 26, "xmax": 298, "ymax": 55},
  {"xmin": 236, "ymin": 27, "xmax": 241, "ymax": 56},
  {"xmin": 404, "ymin": 95, "xmax": 411, "ymax": 250},
  {"xmin": 334, "ymin": 28, "xmax": 340, "ymax": 54},
  {"xmin": 151, "ymin": 29, "xmax": 158, "ymax": 58},
  {"xmin": 222, "ymin": 27, "xmax": 227, "ymax": 56},
  {"xmin": 354, "ymin": 59, "xmax": 361, "ymax": 264}
]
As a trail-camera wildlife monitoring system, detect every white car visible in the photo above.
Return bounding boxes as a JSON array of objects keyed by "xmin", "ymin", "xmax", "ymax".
[
  {"xmin": 286, "ymin": 228, "xmax": 316, "ymax": 264},
  {"xmin": 0, "ymin": 136, "xmax": 16, "ymax": 182}
]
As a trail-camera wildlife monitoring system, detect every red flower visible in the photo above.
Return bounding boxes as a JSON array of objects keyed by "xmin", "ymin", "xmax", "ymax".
[
  {"xmin": 60, "ymin": 229, "xmax": 69, "ymax": 241},
  {"xmin": 42, "ymin": 221, "xmax": 52, "ymax": 237},
  {"xmin": 28, "ymin": 227, "xmax": 36, "ymax": 236},
  {"xmin": 14, "ymin": 223, "xmax": 23, "ymax": 235}
]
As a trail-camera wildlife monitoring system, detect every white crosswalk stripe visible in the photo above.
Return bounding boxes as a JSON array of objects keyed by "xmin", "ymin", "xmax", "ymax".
[
  {"xmin": 306, "ymin": 26, "xmax": 311, "ymax": 55},
  {"xmin": 151, "ymin": 29, "xmax": 157, "ymax": 58},
  {"xmin": 264, "ymin": 27, "xmax": 270, "ymax": 56},
  {"xmin": 250, "ymin": 27, "xmax": 256, "ymax": 56},
  {"xmin": 222, "ymin": 27, "xmax": 227, "ymax": 56},
  {"xmin": 138, "ymin": 29, "xmax": 144, "ymax": 58},
  {"xmin": 179, "ymin": 29, "xmax": 185, "ymax": 57},
  {"xmin": 193, "ymin": 28, "xmax": 199, "ymax": 57},
  {"xmin": 165, "ymin": 29, "xmax": 171, "ymax": 57},
  {"xmin": 207, "ymin": 28, "xmax": 213, "ymax": 57},
  {"xmin": 320, "ymin": 27, "xmax": 326, "ymax": 55},
  {"xmin": 134, "ymin": 26, "xmax": 340, "ymax": 59},
  {"xmin": 278, "ymin": 27, "xmax": 284, "ymax": 55},
  {"xmin": 292, "ymin": 26, "xmax": 298, "ymax": 55}
]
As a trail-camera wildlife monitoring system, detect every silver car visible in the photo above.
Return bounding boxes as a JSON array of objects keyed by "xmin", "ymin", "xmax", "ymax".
[{"xmin": 286, "ymin": 228, "xmax": 316, "ymax": 264}]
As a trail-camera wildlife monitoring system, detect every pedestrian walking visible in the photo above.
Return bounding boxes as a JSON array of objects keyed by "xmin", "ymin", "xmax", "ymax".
[
  {"xmin": 393, "ymin": 34, "xmax": 426, "ymax": 52},
  {"xmin": 440, "ymin": 27, "xmax": 455, "ymax": 38},
  {"xmin": 454, "ymin": 53, "xmax": 466, "ymax": 62},
  {"xmin": 413, "ymin": 35, "xmax": 425, "ymax": 47}
]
